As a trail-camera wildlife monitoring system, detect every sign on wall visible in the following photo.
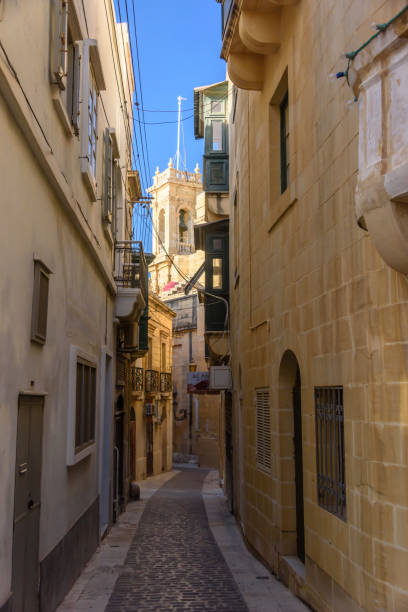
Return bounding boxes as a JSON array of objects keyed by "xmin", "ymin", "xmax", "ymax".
[{"xmin": 187, "ymin": 371, "xmax": 218, "ymax": 395}]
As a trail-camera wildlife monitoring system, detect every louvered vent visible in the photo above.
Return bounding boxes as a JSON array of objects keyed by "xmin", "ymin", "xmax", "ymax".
[{"xmin": 256, "ymin": 388, "xmax": 271, "ymax": 471}]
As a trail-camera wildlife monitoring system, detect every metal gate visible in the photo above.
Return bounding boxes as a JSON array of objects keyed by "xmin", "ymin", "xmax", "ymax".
[
  {"xmin": 12, "ymin": 394, "xmax": 44, "ymax": 612},
  {"xmin": 293, "ymin": 368, "xmax": 305, "ymax": 562}
]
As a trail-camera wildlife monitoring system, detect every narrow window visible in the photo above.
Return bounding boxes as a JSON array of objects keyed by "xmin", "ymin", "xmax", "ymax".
[
  {"xmin": 148, "ymin": 337, "xmax": 153, "ymax": 370},
  {"xmin": 31, "ymin": 260, "xmax": 51, "ymax": 345},
  {"xmin": 158, "ymin": 209, "xmax": 165, "ymax": 250},
  {"xmin": 161, "ymin": 342, "xmax": 166, "ymax": 372},
  {"xmin": 88, "ymin": 68, "xmax": 98, "ymax": 176},
  {"xmin": 212, "ymin": 120, "xmax": 223, "ymax": 151},
  {"xmin": 75, "ymin": 360, "xmax": 96, "ymax": 453},
  {"xmin": 280, "ymin": 93, "xmax": 289, "ymax": 193},
  {"xmin": 212, "ymin": 257, "xmax": 223, "ymax": 290},
  {"xmin": 315, "ymin": 387, "xmax": 346, "ymax": 520},
  {"xmin": 255, "ymin": 389, "xmax": 271, "ymax": 472}
]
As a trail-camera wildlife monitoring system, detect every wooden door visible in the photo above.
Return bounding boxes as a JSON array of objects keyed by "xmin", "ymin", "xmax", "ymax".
[
  {"xmin": 12, "ymin": 394, "xmax": 44, "ymax": 612},
  {"xmin": 146, "ymin": 419, "xmax": 153, "ymax": 476},
  {"xmin": 293, "ymin": 368, "xmax": 305, "ymax": 562}
]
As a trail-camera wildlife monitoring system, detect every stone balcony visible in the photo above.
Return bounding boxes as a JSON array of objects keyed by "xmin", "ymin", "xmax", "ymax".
[
  {"xmin": 219, "ymin": 0, "xmax": 300, "ymax": 90},
  {"xmin": 350, "ymin": 13, "xmax": 408, "ymax": 273}
]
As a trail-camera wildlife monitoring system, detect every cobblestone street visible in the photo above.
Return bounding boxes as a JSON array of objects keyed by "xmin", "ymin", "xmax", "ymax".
[{"xmin": 58, "ymin": 469, "xmax": 308, "ymax": 612}]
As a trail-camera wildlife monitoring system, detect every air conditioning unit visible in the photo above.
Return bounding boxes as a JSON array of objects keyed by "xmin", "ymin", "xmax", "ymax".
[
  {"xmin": 144, "ymin": 403, "xmax": 154, "ymax": 417},
  {"xmin": 210, "ymin": 366, "xmax": 232, "ymax": 390}
]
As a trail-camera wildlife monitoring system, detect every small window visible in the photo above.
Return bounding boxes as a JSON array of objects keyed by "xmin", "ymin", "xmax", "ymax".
[
  {"xmin": 75, "ymin": 360, "xmax": 96, "ymax": 453},
  {"xmin": 88, "ymin": 68, "xmax": 98, "ymax": 176},
  {"xmin": 31, "ymin": 260, "xmax": 51, "ymax": 345},
  {"xmin": 161, "ymin": 342, "xmax": 166, "ymax": 372},
  {"xmin": 209, "ymin": 161, "xmax": 226, "ymax": 185},
  {"xmin": 256, "ymin": 389, "xmax": 271, "ymax": 472},
  {"xmin": 213, "ymin": 238, "xmax": 222, "ymax": 250},
  {"xmin": 212, "ymin": 258, "xmax": 223, "ymax": 290},
  {"xmin": 211, "ymin": 99, "xmax": 224, "ymax": 114},
  {"xmin": 280, "ymin": 93, "xmax": 289, "ymax": 193},
  {"xmin": 212, "ymin": 120, "xmax": 223, "ymax": 151},
  {"xmin": 315, "ymin": 387, "xmax": 346, "ymax": 520}
]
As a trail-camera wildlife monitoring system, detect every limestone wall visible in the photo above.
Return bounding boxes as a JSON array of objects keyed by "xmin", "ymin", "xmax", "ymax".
[{"xmin": 228, "ymin": 1, "xmax": 408, "ymax": 609}]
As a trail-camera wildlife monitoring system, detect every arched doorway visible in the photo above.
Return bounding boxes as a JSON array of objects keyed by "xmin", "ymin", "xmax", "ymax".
[{"xmin": 278, "ymin": 351, "xmax": 305, "ymax": 562}]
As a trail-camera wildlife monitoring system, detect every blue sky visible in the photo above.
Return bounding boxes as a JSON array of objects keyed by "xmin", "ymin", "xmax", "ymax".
[{"xmin": 114, "ymin": 0, "xmax": 226, "ymax": 249}]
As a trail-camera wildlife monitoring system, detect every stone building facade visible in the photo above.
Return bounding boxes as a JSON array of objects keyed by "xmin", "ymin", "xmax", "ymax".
[
  {"xmin": 219, "ymin": 0, "xmax": 408, "ymax": 610},
  {"xmin": 129, "ymin": 294, "xmax": 176, "ymax": 482},
  {"xmin": 148, "ymin": 162, "xmax": 221, "ymax": 468},
  {"xmin": 0, "ymin": 2, "xmax": 146, "ymax": 610}
]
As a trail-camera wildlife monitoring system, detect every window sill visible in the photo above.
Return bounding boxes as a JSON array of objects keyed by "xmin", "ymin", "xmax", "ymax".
[
  {"xmin": 268, "ymin": 184, "xmax": 297, "ymax": 233},
  {"xmin": 81, "ymin": 160, "xmax": 97, "ymax": 202},
  {"xmin": 67, "ymin": 441, "xmax": 96, "ymax": 467},
  {"xmin": 52, "ymin": 89, "xmax": 74, "ymax": 137}
]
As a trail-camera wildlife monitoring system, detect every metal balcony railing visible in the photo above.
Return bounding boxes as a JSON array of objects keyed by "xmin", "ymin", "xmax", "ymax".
[
  {"xmin": 131, "ymin": 366, "xmax": 143, "ymax": 392},
  {"xmin": 114, "ymin": 241, "xmax": 147, "ymax": 304},
  {"xmin": 145, "ymin": 369, "xmax": 159, "ymax": 393},
  {"xmin": 177, "ymin": 241, "xmax": 192, "ymax": 255},
  {"xmin": 160, "ymin": 372, "xmax": 172, "ymax": 393}
]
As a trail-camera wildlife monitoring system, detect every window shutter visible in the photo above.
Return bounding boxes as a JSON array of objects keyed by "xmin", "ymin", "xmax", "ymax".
[
  {"xmin": 103, "ymin": 128, "xmax": 112, "ymax": 222},
  {"xmin": 112, "ymin": 159, "xmax": 118, "ymax": 229},
  {"xmin": 71, "ymin": 42, "xmax": 81, "ymax": 134},
  {"xmin": 50, "ymin": 0, "xmax": 68, "ymax": 88},
  {"xmin": 256, "ymin": 389, "xmax": 271, "ymax": 471}
]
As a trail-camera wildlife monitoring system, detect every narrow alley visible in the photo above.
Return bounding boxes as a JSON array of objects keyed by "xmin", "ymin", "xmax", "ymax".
[{"xmin": 58, "ymin": 469, "xmax": 307, "ymax": 612}]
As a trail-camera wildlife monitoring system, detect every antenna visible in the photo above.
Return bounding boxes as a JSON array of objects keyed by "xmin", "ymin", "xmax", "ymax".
[{"xmin": 176, "ymin": 96, "xmax": 187, "ymax": 171}]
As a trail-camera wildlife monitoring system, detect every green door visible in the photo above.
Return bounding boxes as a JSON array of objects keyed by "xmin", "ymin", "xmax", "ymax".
[{"xmin": 12, "ymin": 394, "xmax": 44, "ymax": 612}]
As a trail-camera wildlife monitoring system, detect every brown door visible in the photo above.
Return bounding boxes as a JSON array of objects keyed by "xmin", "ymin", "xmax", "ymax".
[
  {"xmin": 146, "ymin": 419, "xmax": 153, "ymax": 476},
  {"xmin": 293, "ymin": 367, "xmax": 305, "ymax": 563},
  {"xmin": 12, "ymin": 394, "xmax": 44, "ymax": 612}
]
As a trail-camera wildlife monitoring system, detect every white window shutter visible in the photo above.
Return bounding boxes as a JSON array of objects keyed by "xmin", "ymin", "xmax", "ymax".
[
  {"xmin": 71, "ymin": 42, "xmax": 81, "ymax": 135},
  {"xmin": 50, "ymin": 0, "xmax": 68, "ymax": 88}
]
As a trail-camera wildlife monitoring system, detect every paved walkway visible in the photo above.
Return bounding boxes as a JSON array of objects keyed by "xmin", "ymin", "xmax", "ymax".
[{"xmin": 58, "ymin": 468, "xmax": 308, "ymax": 612}]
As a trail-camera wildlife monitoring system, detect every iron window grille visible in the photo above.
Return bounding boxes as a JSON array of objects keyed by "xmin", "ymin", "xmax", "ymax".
[
  {"xmin": 255, "ymin": 388, "xmax": 271, "ymax": 472},
  {"xmin": 315, "ymin": 386, "xmax": 346, "ymax": 521}
]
